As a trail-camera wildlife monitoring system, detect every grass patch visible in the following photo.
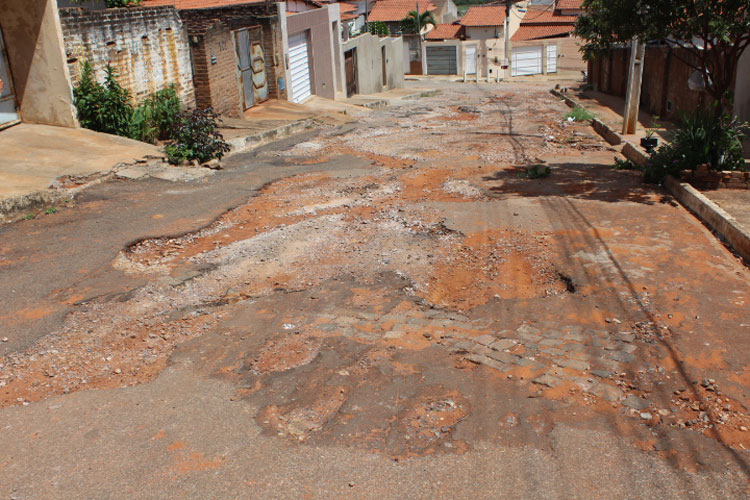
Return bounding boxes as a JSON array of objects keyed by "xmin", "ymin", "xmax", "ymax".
[
  {"xmin": 564, "ymin": 106, "xmax": 595, "ymax": 122},
  {"xmin": 519, "ymin": 164, "xmax": 551, "ymax": 179},
  {"xmin": 45, "ymin": 207, "xmax": 58, "ymax": 215},
  {"xmin": 24, "ymin": 213, "xmax": 36, "ymax": 220}
]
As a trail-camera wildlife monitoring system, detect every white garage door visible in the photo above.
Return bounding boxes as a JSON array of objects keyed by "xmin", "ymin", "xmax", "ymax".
[
  {"xmin": 547, "ymin": 44, "xmax": 557, "ymax": 73},
  {"xmin": 289, "ymin": 32, "xmax": 312, "ymax": 103},
  {"xmin": 511, "ymin": 46, "xmax": 542, "ymax": 76}
]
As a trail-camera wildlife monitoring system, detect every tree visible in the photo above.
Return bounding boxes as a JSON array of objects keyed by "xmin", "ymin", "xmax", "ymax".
[
  {"xmin": 575, "ymin": 0, "xmax": 750, "ymax": 115},
  {"xmin": 400, "ymin": 10, "xmax": 436, "ymax": 34}
]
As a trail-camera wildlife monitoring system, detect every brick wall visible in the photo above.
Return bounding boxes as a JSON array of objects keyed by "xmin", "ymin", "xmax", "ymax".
[
  {"xmin": 681, "ymin": 168, "xmax": 750, "ymax": 190},
  {"xmin": 59, "ymin": 6, "xmax": 195, "ymax": 107},
  {"xmin": 180, "ymin": 5, "xmax": 287, "ymax": 105},
  {"xmin": 191, "ymin": 20, "xmax": 242, "ymax": 117}
]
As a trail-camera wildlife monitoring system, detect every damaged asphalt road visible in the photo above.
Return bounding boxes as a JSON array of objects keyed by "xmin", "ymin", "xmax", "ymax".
[{"xmin": 1, "ymin": 82, "xmax": 750, "ymax": 499}]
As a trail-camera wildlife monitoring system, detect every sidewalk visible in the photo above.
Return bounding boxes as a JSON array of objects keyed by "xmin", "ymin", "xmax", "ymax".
[{"xmin": 343, "ymin": 87, "xmax": 439, "ymax": 108}]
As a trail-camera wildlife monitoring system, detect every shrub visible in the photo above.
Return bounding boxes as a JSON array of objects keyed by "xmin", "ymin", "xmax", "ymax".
[
  {"xmin": 564, "ymin": 106, "xmax": 595, "ymax": 122},
  {"xmin": 369, "ymin": 21, "xmax": 391, "ymax": 36},
  {"xmin": 129, "ymin": 85, "xmax": 182, "ymax": 144},
  {"xmin": 165, "ymin": 108, "xmax": 230, "ymax": 165},
  {"xmin": 519, "ymin": 164, "xmax": 551, "ymax": 179},
  {"xmin": 644, "ymin": 109, "xmax": 748, "ymax": 183},
  {"xmin": 73, "ymin": 62, "xmax": 132, "ymax": 137},
  {"xmin": 612, "ymin": 157, "xmax": 640, "ymax": 171}
]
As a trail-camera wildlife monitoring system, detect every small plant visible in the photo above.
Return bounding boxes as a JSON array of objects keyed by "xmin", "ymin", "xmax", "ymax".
[
  {"xmin": 643, "ymin": 107, "xmax": 748, "ymax": 183},
  {"xmin": 45, "ymin": 207, "xmax": 58, "ymax": 215},
  {"xmin": 564, "ymin": 106, "xmax": 595, "ymax": 122},
  {"xmin": 612, "ymin": 157, "xmax": 640, "ymax": 171},
  {"xmin": 165, "ymin": 108, "xmax": 230, "ymax": 165},
  {"xmin": 73, "ymin": 62, "xmax": 132, "ymax": 137},
  {"xmin": 368, "ymin": 21, "xmax": 391, "ymax": 36},
  {"xmin": 645, "ymin": 115, "xmax": 660, "ymax": 140},
  {"xmin": 520, "ymin": 164, "xmax": 551, "ymax": 179},
  {"xmin": 129, "ymin": 85, "xmax": 182, "ymax": 143},
  {"xmin": 24, "ymin": 213, "xmax": 35, "ymax": 220}
]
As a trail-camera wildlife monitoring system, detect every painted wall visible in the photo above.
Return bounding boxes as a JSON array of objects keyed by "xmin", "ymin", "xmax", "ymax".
[
  {"xmin": 432, "ymin": 0, "xmax": 458, "ymax": 24},
  {"xmin": 285, "ymin": 4, "xmax": 339, "ymax": 100},
  {"xmin": 342, "ymin": 33, "xmax": 404, "ymax": 95},
  {"xmin": 60, "ymin": 6, "xmax": 195, "ymax": 107},
  {"xmin": 0, "ymin": 0, "xmax": 78, "ymax": 127},
  {"xmin": 465, "ymin": 26, "xmax": 502, "ymax": 40}
]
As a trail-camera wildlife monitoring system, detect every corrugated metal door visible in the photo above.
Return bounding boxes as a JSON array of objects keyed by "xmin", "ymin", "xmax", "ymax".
[
  {"xmin": 289, "ymin": 32, "xmax": 312, "ymax": 103},
  {"xmin": 426, "ymin": 46, "xmax": 458, "ymax": 75},
  {"xmin": 234, "ymin": 27, "xmax": 268, "ymax": 110},
  {"xmin": 511, "ymin": 46, "xmax": 542, "ymax": 76},
  {"xmin": 546, "ymin": 44, "xmax": 557, "ymax": 73},
  {"xmin": 0, "ymin": 27, "xmax": 19, "ymax": 126}
]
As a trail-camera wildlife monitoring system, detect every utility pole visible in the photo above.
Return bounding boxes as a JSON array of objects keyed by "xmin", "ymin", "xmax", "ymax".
[
  {"xmin": 622, "ymin": 37, "xmax": 646, "ymax": 134},
  {"xmin": 502, "ymin": 0, "xmax": 514, "ymax": 79}
]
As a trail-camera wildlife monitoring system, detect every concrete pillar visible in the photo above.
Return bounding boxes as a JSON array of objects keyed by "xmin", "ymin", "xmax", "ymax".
[
  {"xmin": 541, "ymin": 43, "xmax": 548, "ymax": 75},
  {"xmin": 622, "ymin": 38, "xmax": 646, "ymax": 135}
]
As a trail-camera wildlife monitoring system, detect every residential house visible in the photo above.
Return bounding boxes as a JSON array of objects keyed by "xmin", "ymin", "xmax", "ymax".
[
  {"xmin": 368, "ymin": 0, "xmax": 438, "ymax": 34},
  {"xmin": 0, "ymin": 0, "xmax": 78, "ymax": 129}
]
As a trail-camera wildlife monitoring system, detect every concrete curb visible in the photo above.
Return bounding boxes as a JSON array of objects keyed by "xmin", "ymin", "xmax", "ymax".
[
  {"xmin": 664, "ymin": 175, "xmax": 750, "ymax": 263},
  {"xmin": 550, "ymin": 89, "xmax": 577, "ymax": 109},
  {"xmin": 225, "ymin": 118, "xmax": 313, "ymax": 154}
]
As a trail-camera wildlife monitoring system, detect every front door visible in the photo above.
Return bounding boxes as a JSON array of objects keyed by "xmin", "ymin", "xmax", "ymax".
[
  {"xmin": 234, "ymin": 27, "xmax": 268, "ymax": 110},
  {"xmin": 345, "ymin": 48, "xmax": 357, "ymax": 97},
  {"xmin": 0, "ymin": 26, "xmax": 19, "ymax": 127}
]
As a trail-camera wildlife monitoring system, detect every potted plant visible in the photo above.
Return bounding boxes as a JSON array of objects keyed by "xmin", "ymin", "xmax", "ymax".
[{"xmin": 641, "ymin": 115, "xmax": 659, "ymax": 153}]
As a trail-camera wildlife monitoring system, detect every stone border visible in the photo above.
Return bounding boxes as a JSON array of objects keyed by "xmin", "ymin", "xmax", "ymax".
[
  {"xmin": 225, "ymin": 118, "xmax": 314, "ymax": 154},
  {"xmin": 664, "ymin": 175, "xmax": 750, "ymax": 263}
]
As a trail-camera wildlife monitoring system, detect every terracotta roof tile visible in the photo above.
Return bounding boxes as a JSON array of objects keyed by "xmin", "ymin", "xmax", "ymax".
[
  {"xmin": 519, "ymin": 7, "xmax": 577, "ymax": 24},
  {"xmin": 141, "ymin": 0, "xmax": 266, "ymax": 9},
  {"xmin": 368, "ymin": 0, "xmax": 437, "ymax": 22},
  {"xmin": 511, "ymin": 23, "xmax": 574, "ymax": 41},
  {"xmin": 556, "ymin": 0, "xmax": 583, "ymax": 10},
  {"xmin": 425, "ymin": 23, "xmax": 463, "ymax": 39},
  {"xmin": 339, "ymin": 2, "xmax": 359, "ymax": 20},
  {"xmin": 459, "ymin": 6, "xmax": 507, "ymax": 27}
]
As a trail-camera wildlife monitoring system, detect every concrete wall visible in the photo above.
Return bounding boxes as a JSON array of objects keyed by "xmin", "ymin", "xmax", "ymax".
[
  {"xmin": 284, "ymin": 4, "xmax": 339, "ymax": 100},
  {"xmin": 0, "ymin": 0, "xmax": 78, "ymax": 127},
  {"xmin": 59, "ymin": 6, "xmax": 195, "ymax": 107},
  {"xmin": 466, "ymin": 26, "xmax": 502, "ymax": 40},
  {"xmin": 433, "ymin": 0, "xmax": 458, "ymax": 24},
  {"xmin": 181, "ymin": 4, "xmax": 287, "ymax": 112},
  {"xmin": 342, "ymin": 33, "xmax": 404, "ymax": 95}
]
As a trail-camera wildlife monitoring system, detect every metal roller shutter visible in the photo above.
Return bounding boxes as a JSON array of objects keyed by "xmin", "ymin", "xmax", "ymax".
[
  {"xmin": 289, "ymin": 32, "xmax": 312, "ymax": 103},
  {"xmin": 426, "ymin": 46, "xmax": 458, "ymax": 75},
  {"xmin": 511, "ymin": 46, "xmax": 542, "ymax": 76}
]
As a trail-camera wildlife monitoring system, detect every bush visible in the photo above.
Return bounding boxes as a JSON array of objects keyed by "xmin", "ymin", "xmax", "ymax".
[
  {"xmin": 519, "ymin": 164, "xmax": 551, "ymax": 179},
  {"xmin": 73, "ymin": 61, "xmax": 132, "ymax": 137},
  {"xmin": 129, "ymin": 85, "xmax": 182, "ymax": 144},
  {"xmin": 368, "ymin": 21, "xmax": 390, "ymax": 36},
  {"xmin": 612, "ymin": 157, "xmax": 640, "ymax": 171},
  {"xmin": 644, "ymin": 109, "xmax": 748, "ymax": 183},
  {"xmin": 165, "ymin": 108, "xmax": 230, "ymax": 165},
  {"xmin": 564, "ymin": 106, "xmax": 595, "ymax": 122}
]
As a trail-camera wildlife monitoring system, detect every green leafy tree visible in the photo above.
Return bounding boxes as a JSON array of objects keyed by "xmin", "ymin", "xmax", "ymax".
[
  {"xmin": 576, "ymin": 0, "xmax": 750, "ymax": 115},
  {"xmin": 400, "ymin": 10, "xmax": 436, "ymax": 34},
  {"xmin": 369, "ymin": 21, "xmax": 391, "ymax": 36}
]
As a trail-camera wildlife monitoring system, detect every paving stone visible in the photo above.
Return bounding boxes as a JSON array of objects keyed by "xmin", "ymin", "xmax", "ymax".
[
  {"xmin": 495, "ymin": 329, "xmax": 513, "ymax": 338},
  {"xmin": 608, "ymin": 351, "xmax": 636, "ymax": 363},
  {"xmin": 317, "ymin": 323, "xmax": 338, "ymax": 332},
  {"xmin": 572, "ymin": 376, "xmax": 597, "ymax": 392},
  {"xmin": 450, "ymin": 340, "xmax": 474, "ymax": 352},
  {"xmin": 489, "ymin": 338, "xmax": 516, "ymax": 351},
  {"xmin": 514, "ymin": 357, "xmax": 545, "ymax": 370},
  {"xmin": 563, "ymin": 326, "xmax": 583, "ymax": 335},
  {"xmin": 475, "ymin": 334, "xmax": 497, "ymax": 346},
  {"xmin": 541, "ymin": 330, "xmax": 564, "ymax": 339},
  {"xmin": 406, "ymin": 317, "xmax": 424, "ymax": 325},
  {"xmin": 488, "ymin": 351, "xmax": 521, "ymax": 364},
  {"xmin": 356, "ymin": 312, "xmax": 379, "ymax": 321},
  {"xmin": 517, "ymin": 325, "xmax": 541, "ymax": 336},
  {"xmin": 472, "ymin": 344, "xmax": 495, "ymax": 357},
  {"xmin": 336, "ymin": 317, "xmax": 358, "ymax": 326},
  {"xmin": 592, "ymin": 358, "xmax": 621, "ymax": 371},
  {"xmin": 557, "ymin": 358, "xmax": 590, "ymax": 371},
  {"xmin": 340, "ymin": 327, "xmax": 359, "ymax": 337},
  {"xmin": 615, "ymin": 333, "xmax": 635, "ymax": 343},
  {"xmin": 539, "ymin": 338, "xmax": 562, "ymax": 347},
  {"xmin": 517, "ymin": 332, "xmax": 542, "ymax": 342},
  {"xmin": 533, "ymin": 374, "xmax": 563, "ymax": 387},
  {"xmin": 561, "ymin": 343, "xmax": 586, "ymax": 353},
  {"xmin": 571, "ymin": 351, "xmax": 591, "ymax": 361},
  {"xmin": 450, "ymin": 321, "xmax": 476, "ymax": 331},
  {"xmin": 622, "ymin": 395, "xmax": 650, "ymax": 410},
  {"xmin": 522, "ymin": 344, "xmax": 539, "ymax": 353},
  {"xmin": 385, "ymin": 330, "xmax": 405, "ymax": 339},
  {"xmin": 590, "ymin": 369, "xmax": 612, "ymax": 379},
  {"xmin": 563, "ymin": 333, "xmax": 585, "ymax": 342},
  {"xmin": 465, "ymin": 354, "xmax": 506, "ymax": 371},
  {"xmin": 590, "ymin": 383, "xmax": 622, "ymax": 401},
  {"xmin": 619, "ymin": 343, "xmax": 638, "ymax": 353},
  {"xmin": 541, "ymin": 347, "xmax": 566, "ymax": 357}
]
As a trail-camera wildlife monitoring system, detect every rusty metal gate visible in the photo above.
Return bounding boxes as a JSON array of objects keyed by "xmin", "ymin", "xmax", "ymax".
[
  {"xmin": 234, "ymin": 27, "xmax": 268, "ymax": 110},
  {"xmin": 344, "ymin": 48, "xmax": 357, "ymax": 97}
]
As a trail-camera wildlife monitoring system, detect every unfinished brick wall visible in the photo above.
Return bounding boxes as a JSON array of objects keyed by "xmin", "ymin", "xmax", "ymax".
[
  {"xmin": 59, "ymin": 6, "xmax": 195, "ymax": 107},
  {"xmin": 181, "ymin": 4, "xmax": 287, "ymax": 111},
  {"xmin": 191, "ymin": 20, "xmax": 242, "ymax": 117}
]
